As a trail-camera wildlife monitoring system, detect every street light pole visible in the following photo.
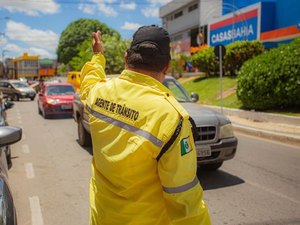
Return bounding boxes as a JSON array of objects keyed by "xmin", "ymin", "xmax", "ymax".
[{"xmin": 1, "ymin": 50, "xmax": 9, "ymax": 79}]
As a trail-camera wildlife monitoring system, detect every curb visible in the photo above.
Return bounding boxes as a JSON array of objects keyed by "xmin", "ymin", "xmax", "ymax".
[
  {"xmin": 201, "ymin": 105, "xmax": 300, "ymax": 146},
  {"xmin": 232, "ymin": 123, "xmax": 300, "ymax": 146},
  {"xmin": 202, "ymin": 105, "xmax": 300, "ymax": 125}
]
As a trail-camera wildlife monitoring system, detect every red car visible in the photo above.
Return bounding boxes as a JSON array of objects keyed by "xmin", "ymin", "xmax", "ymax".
[{"xmin": 37, "ymin": 83, "xmax": 75, "ymax": 118}]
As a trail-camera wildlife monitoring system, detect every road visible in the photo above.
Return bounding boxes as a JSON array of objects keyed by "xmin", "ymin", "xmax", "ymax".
[{"xmin": 6, "ymin": 99, "xmax": 300, "ymax": 225}]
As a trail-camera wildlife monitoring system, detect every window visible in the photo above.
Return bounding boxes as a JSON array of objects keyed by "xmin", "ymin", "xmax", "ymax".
[
  {"xmin": 188, "ymin": 3, "xmax": 198, "ymax": 12},
  {"xmin": 23, "ymin": 60, "xmax": 38, "ymax": 68},
  {"xmin": 174, "ymin": 11, "xmax": 183, "ymax": 19}
]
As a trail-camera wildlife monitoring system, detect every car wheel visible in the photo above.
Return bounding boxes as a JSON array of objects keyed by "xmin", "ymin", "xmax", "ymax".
[
  {"xmin": 78, "ymin": 116, "xmax": 91, "ymax": 146},
  {"xmin": 30, "ymin": 97, "xmax": 35, "ymax": 101},
  {"xmin": 199, "ymin": 162, "xmax": 223, "ymax": 171},
  {"xmin": 42, "ymin": 108, "xmax": 49, "ymax": 119},
  {"xmin": 5, "ymin": 146, "xmax": 12, "ymax": 169}
]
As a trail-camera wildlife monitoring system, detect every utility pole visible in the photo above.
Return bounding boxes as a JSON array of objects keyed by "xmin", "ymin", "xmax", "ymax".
[
  {"xmin": 1, "ymin": 17, "xmax": 10, "ymax": 79},
  {"xmin": 1, "ymin": 50, "xmax": 9, "ymax": 79}
]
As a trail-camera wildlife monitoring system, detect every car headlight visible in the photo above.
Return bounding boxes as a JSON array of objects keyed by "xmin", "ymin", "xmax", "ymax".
[
  {"xmin": 219, "ymin": 123, "xmax": 234, "ymax": 139},
  {"xmin": 46, "ymin": 98, "xmax": 59, "ymax": 105}
]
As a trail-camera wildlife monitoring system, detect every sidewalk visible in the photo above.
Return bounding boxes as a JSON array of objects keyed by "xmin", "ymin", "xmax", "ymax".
[{"xmin": 203, "ymin": 105, "xmax": 300, "ymax": 146}]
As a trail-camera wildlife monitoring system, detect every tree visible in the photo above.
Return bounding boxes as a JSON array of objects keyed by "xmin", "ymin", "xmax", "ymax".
[
  {"xmin": 57, "ymin": 18, "xmax": 119, "ymax": 65},
  {"xmin": 69, "ymin": 34, "xmax": 131, "ymax": 74},
  {"xmin": 102, "ymin": 34, "xmax": 131, "ymax": 74},
  {"xmin": 69, "ymin": 39, "xmax": 92, "ymax": 71}
]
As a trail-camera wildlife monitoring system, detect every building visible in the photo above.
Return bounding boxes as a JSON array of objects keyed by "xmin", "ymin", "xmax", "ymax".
[
  {"xmin": 13, "ymin": 53, "xmax": 39, "ymax": 80},
  {"xmin": 39, "ymin": 58, "xmax": 57, "ymax": 77},
  {"xmin": 159, "ymin": 0, "xmax": 300, "ymax": 53},
  {"xmin": 160, "ymin": 0, "xmax": 222, "ymax": 54},
  {"xmin": 3, "ymin": 53, "xmax": 57, "ymax": 80}
]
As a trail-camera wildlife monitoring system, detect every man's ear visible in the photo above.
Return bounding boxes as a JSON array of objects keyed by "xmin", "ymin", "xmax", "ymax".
[{"xmin": 163, "ymin": 62, "xmax": 171, "ymax": 75}]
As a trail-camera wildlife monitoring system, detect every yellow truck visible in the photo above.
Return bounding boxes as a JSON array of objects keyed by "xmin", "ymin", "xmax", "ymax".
[{"xmin": 67, "ymin": 71, "xmax": 81, "ymax": 92}]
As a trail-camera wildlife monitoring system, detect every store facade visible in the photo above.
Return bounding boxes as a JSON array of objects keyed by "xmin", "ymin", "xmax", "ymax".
[{"xmin": 159, "ymin": 0, "xmax": 300, "ymax": 53}]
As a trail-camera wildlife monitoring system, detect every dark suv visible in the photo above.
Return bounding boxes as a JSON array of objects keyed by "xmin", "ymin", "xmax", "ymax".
[{"xmin": 0, "ymin": 79, "xmax": 36, "ymax": 101}]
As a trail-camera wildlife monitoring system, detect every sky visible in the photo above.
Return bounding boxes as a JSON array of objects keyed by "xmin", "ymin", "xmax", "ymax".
[{"xmin": 0, "ymin": 0, "xmax": 172, "ymax": 60}]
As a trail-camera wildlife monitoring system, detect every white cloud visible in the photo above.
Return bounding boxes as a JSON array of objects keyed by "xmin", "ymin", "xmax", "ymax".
[
  {"xmin": 5, "ymin": 21, "xmax": 59, "ymax": 52},
  {"xmin": 121, "ymin": 22, "xmax": 142, "ymax": 31},
  {"xmin": 0, "ymin": 36, "xmax": 7, "ymax": 47},
  {"xmin": 91, "ymin": 0, "xmax": 117, "ymax": 17},
  {"xmin": 78, "ymin": 3, "xmax": 95, "ymax": 15},
  {"xmin": 0, "ymin": 0, "xmax": 60, "ymax": 16},
  {"xmin": 142, "ymin": 6, "xmax": 159, "ymax": 18},
  {"xmin": 141, "ymin": 0, "xmax": 172, "ymax": 18},
  {"xmin": 28, "ymin": 47, "xmax": 52, "ymax": 59},
  {"xmin": 148, "ymin": 0, "xmax": 172, "ymax": 4},
  {"xmin": 3, "ymin": 43, "xmax": 22, "ymax": 53},
  {"xmin": 120, "ymin": 2, "xmax": 136, "ymax": 10},
  {"xmin": 3, "ymin": 44, "xmax": 53, "ymax": 59}
]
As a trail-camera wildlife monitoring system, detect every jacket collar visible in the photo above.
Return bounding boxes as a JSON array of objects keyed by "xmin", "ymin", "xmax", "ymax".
[{"xmin": 119, "ymin": 69, "xmax": 173, "ymax": 95}]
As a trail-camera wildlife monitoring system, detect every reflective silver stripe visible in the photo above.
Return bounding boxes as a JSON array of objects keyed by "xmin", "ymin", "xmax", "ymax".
[
  {"xmin": 86, "ymin": 105, "xmax": 163, "ymax": 148},
  {"xmin": 163, "ymin": 176, "xmax": 199, "ymax": 194}
]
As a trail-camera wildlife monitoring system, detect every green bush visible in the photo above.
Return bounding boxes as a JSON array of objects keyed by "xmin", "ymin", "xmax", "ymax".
[
  {"xmin": 237, "ymin": 37, "xmax": 300, "ymax": 110},
  {"xmin": 191, "ymin": 41, "xmax": 264, "ymax": 76},
  {"xmin": 190, "ymin": 47, "xmax": 218, "ymax": 76},
  {"xmin": 224, "ymin": 41, "xmax": 264, "ymax": 76}
]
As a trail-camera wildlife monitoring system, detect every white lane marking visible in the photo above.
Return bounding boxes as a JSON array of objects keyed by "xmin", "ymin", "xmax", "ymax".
[
  {"xmin": 22, "ymin": 144, "xmax": 30, "ymax": 154},
  {"xmin": 24, "ymin": 163, "xmax": 35, "ymax": 179},
  {"xmin": 247, "ymin": 180, "xmax": 300, "ymax": 204},
  {"xmin": 29, "ymin": 196, "xmax": 44, "ymax": 225}
]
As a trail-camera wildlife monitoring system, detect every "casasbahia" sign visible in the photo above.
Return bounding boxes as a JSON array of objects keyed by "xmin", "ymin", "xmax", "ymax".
[{"xmin": 208, "ymin": 3, "xmax": 261, "ymax": 46}]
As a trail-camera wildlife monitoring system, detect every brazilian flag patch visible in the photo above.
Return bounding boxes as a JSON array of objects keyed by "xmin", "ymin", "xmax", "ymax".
[{"xmin": 181, "ymin": 137, "xmax": 192, "ymax": 156}]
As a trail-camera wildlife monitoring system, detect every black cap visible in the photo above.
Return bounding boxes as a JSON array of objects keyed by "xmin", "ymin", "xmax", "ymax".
[{"xmin": 130, "ymin": 25, "xmax": 171, "ymax": 59}]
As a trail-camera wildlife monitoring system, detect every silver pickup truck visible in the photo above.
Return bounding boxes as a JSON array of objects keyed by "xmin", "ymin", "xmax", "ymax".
[{"xmin": 73, "ymin": 75, "xmax": 238, "ymax": 170}]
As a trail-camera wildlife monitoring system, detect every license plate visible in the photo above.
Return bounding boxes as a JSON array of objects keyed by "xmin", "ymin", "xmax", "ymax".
[
  {"xmin": 196, "ymin": 145, "xmax": 212, "ymax": 157},
  {"xmin": 61, "ymin": 104, "xmax": 72, "ymax": 110}
]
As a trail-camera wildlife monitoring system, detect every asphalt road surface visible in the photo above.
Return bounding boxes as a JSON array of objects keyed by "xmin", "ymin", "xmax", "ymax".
[{"xmin": 6, "ymin": 99, "xmax": 300, "ymax": 225}]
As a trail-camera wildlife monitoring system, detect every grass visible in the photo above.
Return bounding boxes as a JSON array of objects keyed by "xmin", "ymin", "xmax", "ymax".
[{"xmin": 179, "ymin": 75, "xmax": 300, "ymax": 117}]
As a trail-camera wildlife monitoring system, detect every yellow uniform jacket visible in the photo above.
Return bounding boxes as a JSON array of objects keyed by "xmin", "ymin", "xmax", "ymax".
[{"xmin": 80, "ymin": 53, "xmax": 211, "ymax": 225}]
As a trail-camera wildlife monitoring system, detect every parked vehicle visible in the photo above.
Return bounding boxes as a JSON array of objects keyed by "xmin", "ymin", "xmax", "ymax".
[
  {"xmin": 37, "ymin": 83, "xmax": 75, "ymax": 119},
  {"xmin": 0, "ymin": 125, "xmax": 22, "ymax": 225},
  {"xmin": 0, "ymin": 79, "xmax": 36, "ymax": 101},
  {"xmin": 67, "ymin": 71, "xmax": 81, "ymax": 92},
  {"xmin": 73, "ymin": 76, "xmax": 238, "ymax": 170},
  {"xmin": 0, "ymin": 93, "xmax": 15, "ymax": 167}
]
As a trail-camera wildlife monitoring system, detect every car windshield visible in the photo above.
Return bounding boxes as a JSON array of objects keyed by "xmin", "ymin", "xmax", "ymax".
[
  {"xmin": 163, "ymin": 78, "xmax": 191, "ymax": 102},
  {"xmin": 46, "ymin": 85, "xmax": 75, "ymax": 95},
  {"xmin": 11, "ymin": 81, "xmax": 29, "ymax": 88}
]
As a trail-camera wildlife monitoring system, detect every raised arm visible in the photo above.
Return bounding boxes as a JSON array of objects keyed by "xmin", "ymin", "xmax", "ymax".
[{"xmin": 80, "ymin": 30, "xmax": 106, "ymax": 102}]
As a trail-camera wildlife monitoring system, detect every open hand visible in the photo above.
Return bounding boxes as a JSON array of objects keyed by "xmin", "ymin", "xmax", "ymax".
[{"xmin": 92, "ymin": 30, "xmax": 104, "ymax": 54}]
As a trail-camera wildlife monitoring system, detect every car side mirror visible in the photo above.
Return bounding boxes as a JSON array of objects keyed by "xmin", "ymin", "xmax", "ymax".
[
  {"xmin": 0, "ymin": 126, "xmax": 22, "ymax": 147},
  {"xmin": 191, "ymin": 92, "xmax": 199, "ymax": 102}
]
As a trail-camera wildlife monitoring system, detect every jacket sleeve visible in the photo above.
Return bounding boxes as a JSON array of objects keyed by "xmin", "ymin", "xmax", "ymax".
[
  {"xmin": 80, "ymin": 53, "xmax": 106, "ymax": 102},
  {"xmin": 157, "ymin": 117, "xmax": 211, "ymax": 225}
]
